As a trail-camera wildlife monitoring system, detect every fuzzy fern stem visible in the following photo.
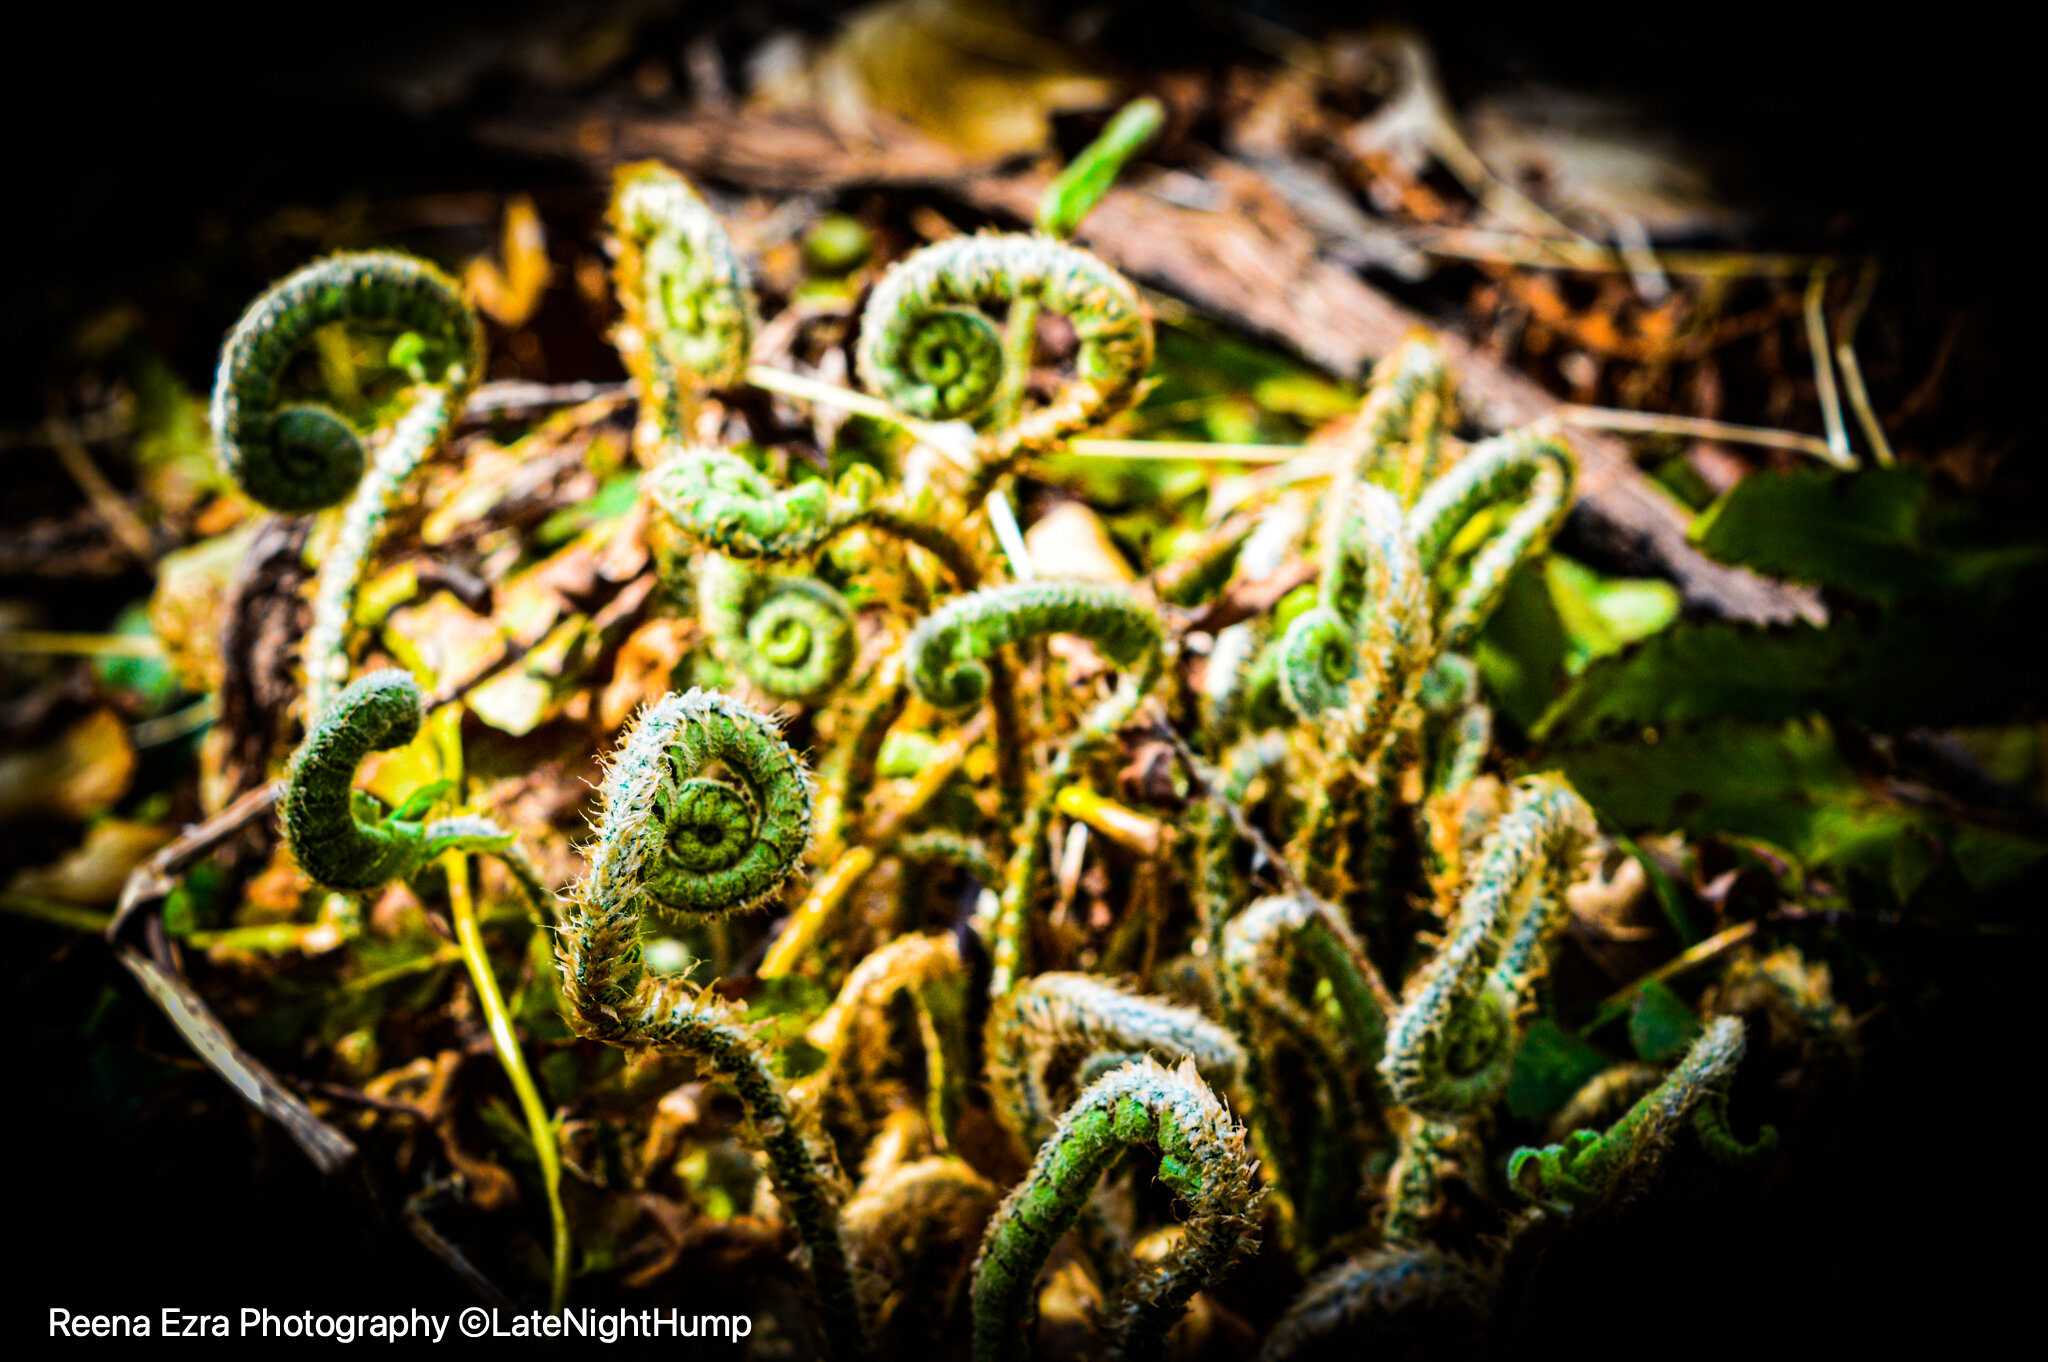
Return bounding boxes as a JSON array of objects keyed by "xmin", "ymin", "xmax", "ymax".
[{"xmin": 970, "ymin": 1058, "xmax": 1259, "ymax": 1362}]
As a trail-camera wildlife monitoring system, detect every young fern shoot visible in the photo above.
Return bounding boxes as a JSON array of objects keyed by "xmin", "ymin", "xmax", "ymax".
[
  {"xmin": 854, "ymin": 233, "xmax": 1153, "ymax": 490},
  {"xmin": 210, "ymin": 252, "xmax": 483, "ymax": 718},
  {"xmin": 971, "ymin": 1058, "xmax": 1259, "ymax": 1362},
  {"xmin": 1379, "ymin": 776, "xmax": 1597, "ymax": 1119},
  {"xmin": 797, "ymin": 932, "xmax": 970, "ymax": 1151},
  {"xmin": 282, "ymin": 669, "xmax": 525, "ymax": 894},
  {"xmin": 696, "ymin": 553, "xmax": 858, "ymax": 702},
  {"xmin": 608, "ymin": 161, "xmax": 756, "ymax": 444},
  {"xmin": 1508, "ymin": 1016, "xmax": 1775, "ymax": 1214},
  {"xmin": 904, "ymin": 580, "xmax": 1167, "ymax": 995},
  {"xmin": 555, "ymin": 689, "xmax": 866, "ymax": 1356},
  {"xmin": 986, "ymin": 972, "xmax": 1244, "ymax": 1155},
  {"xmin": 1408, "ymin": 430, "xmax": 1575, "ymax": 653}
]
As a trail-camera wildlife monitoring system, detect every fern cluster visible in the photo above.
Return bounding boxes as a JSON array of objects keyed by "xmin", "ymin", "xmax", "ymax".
[{"xmin": 202, "ymin": 121, "xmax": 1823, "ymax": 1359}]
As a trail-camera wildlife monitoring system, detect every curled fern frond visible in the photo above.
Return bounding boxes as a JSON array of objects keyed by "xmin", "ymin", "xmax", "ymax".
[
  {"xmin": 283, "ymin": 669, "xmax": 431, "ymax": 891},
  {"xmin": 906, "ymin": 579, "xmax": 1164, "ymax": 712},
  {"xmin": 210, "ymin": 251, "xmax": 482, "ymax": 515},
  {"xmin": 211, "ymin": 251, "xmax": 483, "ymax": 718},
  {"xmin": 650, "ymin": 444, "xmax": 850, "ymax": 560},
  {"xmin": 915, "ymin": 582, "xmax": 1168, "ymax": 997},
  {"xmin": 282, "ymin": 669, "xmax": 524, "ymax": 894},
  {"xmin": 1408, "ymin": 430, "xmax": 1575, "ymax": 652},
  {"xmin": 574, "ymin": 688, "xmax": 813, "ymax": 932},
  {"xmin": 845, "ymin": 1156, "xmax": 999, "ymax": 1351},
  {"xmin": 608, "ymin": 161, "xmax": 756, "ymax": 439},
  {"xmin": 892, "ymin": 830, "xmax": 1001, "ymax": 887},
  {"xmin": 986, "ymin": 973, "xmax": 1244, "ymax": 1154},
  {"xmin": 651, "ymin": 446, "xmax": 985, "ymax": 592},
  {"xmin": 800, "ymin": 932, "xmax": 969, "ymax": 1150},
  {"xmin": 1257, "ymin": 1245, "xmax": 1492, "ymax": 1362},
  {"xmin": 557, "ymin": 688, "xmax": 862, "ymax": 1354},
  {"xmin": 971, "ymin": 1057, "xmax": 1259, "ymax": 1362},
  {"xmin": 1507, "ymin": 1017, "xmax": 1770, "ymax": 1213},
  {"xmin": 1277, "ymin": 481, "xmax": 1432, "ymax": 731},
  {"xmin": 1379, "ymin": 776, "xmax": 1596, "ymax": 1118},
  {"xmin": 697, "ymin": 554, "xmax": 858, "ymax": 702},
  {"xmin": 1220, "ymin": 893, "xmax": 1393, "ymax": 1082},
  {"xmin": 1351, "ymin": 339, "xmax": 1455, "ymax": 499},
  {"xmin": 1379, "ymin": 1117, "xmax": 1476, "ymax": 1247},
  {"xmin": 855, "ymin": 233, "xmax": 1152, "ymax": 454}
]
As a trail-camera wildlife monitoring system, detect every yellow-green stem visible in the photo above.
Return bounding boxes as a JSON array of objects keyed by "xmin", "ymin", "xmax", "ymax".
[{"xmin": 433, "ymin": 708, "xmax": 569, "ymax": 1312}]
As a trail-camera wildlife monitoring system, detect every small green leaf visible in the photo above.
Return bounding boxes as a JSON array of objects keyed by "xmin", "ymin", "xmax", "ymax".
[
  {"xmin": 1507, "ymin": 1018, "xmax": 1613, "ymax": 1119},
  {"xmin": 1037, "ymin": 97, "xmax": 1165, "ymax": 239},
  {"xmin": 1542, "ymin": 556, "xmax": 1680, "ymax": 673},
  {"xmin": 388, "ymin": 780, "xmax": 453, "ymax": 823},
  {"xmin": 1628, "ymin": 981, "xmax": 1703, "ymax": 1063},
  {"xmin": 1549, "ymin": 717, "xmax": 1914, "ymax": 876},
  {"xmin": 93, "ymin": 603, "xmax": 178, "ymax": 710},
  {"xmin": 1694, "ymin": 465, "xmax": 2048, "ymax": 604},
  {"xmin": 1475, "ymin": 560, "xmax": 1571, "ymax": 732},
  {"xmin": 387, "ymin": 331, "xmax": 429, "ymax": 381}
]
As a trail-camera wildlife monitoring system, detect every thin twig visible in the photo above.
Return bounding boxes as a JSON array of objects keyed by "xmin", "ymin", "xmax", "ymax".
[
  {"xmin": 44, "ymin": 407, "xmax": 156, "ymax": 559},
  {"xmin": 1152, "ymin": 714, "xmax": 1308, "ymax": 901},
  {"xmin": 1579, "ymin": 920, "xmax": 1758, "ymax": 1034},
  {"xmin": 131, "ymin": 695, "xmax": 220, "ymax": 749},
  {"xmin": 1803, "ymin": 267, "xmax": 1854, "ymax": 467},
  {"xmin": 1060, "ymin": 438, "xmax": 1308, "ymax": 463},
  {"xmin": 111, "ymin": 943, "xmax": 359, "ymax": 1173},
  {"xmin": 0, "ymin": 629, "xmax": 165, "ymax": 658},
  {"xmin": 1, "ymin": 892, "xmax": 115, "ymax": 934},
  {"xmin": 1555, "ymin": 404, "xmax": 1849, "ymax": 465},
  {"xmin": 461, "ymin": 379, "xmax": 632, "ymax": 419},
  {"xmin": 1832, "ymin": 263, "xmax": 1897, "ymax": 467},
  {"xmin": 1402, "ymin": 224, "xmax": 1834, "ymax": 279}
]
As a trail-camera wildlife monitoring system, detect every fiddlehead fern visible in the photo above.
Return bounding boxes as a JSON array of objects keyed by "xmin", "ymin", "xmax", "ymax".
[
  {"xmin": 1379, "ymin": 1117, "xmax": 1476, "ymax": 1247},
  {"xmin": 906, "ymin": 579, "xmax": 1164, "ymax": 713},
  {"xmin": 1257, "ymin": 1245, "xmax": 1493, "ymax": 1362},
  {"xmin": 1219, "ymin": 894, "xmax": 1393, "ymax": 1088},
  {"xmin": 891, "ymin": 830, "xmax": 1002, "ymax": 888},
  {"xmin": 854, "ymin": 234, "xmax": 1152, "ymax": 469},
  {"xmin": 1278, "ymin": 479, "xmax": 1433, "ymax": 899},
  {"xmin": 697, "ymin": 553, "xmax": 858, "ymax": 702},
  {"xmin": 1507, "ymin": 1017, "xmax": 1774, "ymax": 1213},
  {"xmin": 556, "ymin": 689, "xmax": 864, "ymax": 1353},
  {"xmin": 970, "ymin": 1058, "xmax": 1259, "ymax": 1362},
  {"xmin": 281, "ymin": 669, "xmax": 517, "ymax": 893},
  {"xmin": 650, "ymin": 447, "xmax": 985, "ymax": 588},
  {"xmin": 798, "ymin": 932, "xmax": 969, "ymax": 1151},
  {"xmin": 1350, "ymin": 339, "xmax": 1455, "ymax": 502},
  {"xmin": 1545, "ymin": 1061, "xmax": 1662, "ymax": 1143},
  {"xmin": 1215, "ymin": 892, "xmax": 1391, "ymax": 1252},
  {"xmin": 985, "ymin": 973, "xmax": 1244, "ymax": 1155},
  {"xmin": 1277, "ymin": 481, "xmax": 1432, "ymax": 732},
  {"xmin": 650, "ymin": 444, "xmax": 851, "ymax": 560},
  {"xmin": 211, "ymin": 252, "xmax": 483, "ymax": 718},
  {"xmin": 608, "ymin": 161, "xmax": 756, "ymax": 442},
  {"xmin": 1417, "ymin": 651, "xmax": 1492, "ymax": 796},
  {"xmin": 905, "ymin": 581, "xmax": 1167, "ymax": 996},
  {"xmin": 845, "ymin": 1156, "xmax": 999, "ymax": 1352},
  {"xmin": 578, "ymin": 688, "xmax": 813, "ymax": 929},
  {"xmin": 1379, "ymin": 776, "xmax": 1595, "ymax": 1118},
  {"xmin": 1407, "ymin": 430, "xmax": 1575, "ymax": 652},
  {"xmin": 211, "ymin": 251, "xmax": 482, "ymax": 516}
]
